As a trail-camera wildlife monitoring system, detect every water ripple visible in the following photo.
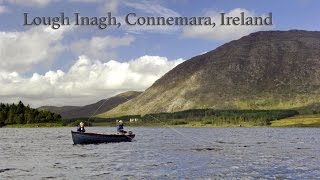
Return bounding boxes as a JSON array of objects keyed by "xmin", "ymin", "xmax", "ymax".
[{"xmin": 0, "ymin": 127, "xmax": 319, "ymax": 179}]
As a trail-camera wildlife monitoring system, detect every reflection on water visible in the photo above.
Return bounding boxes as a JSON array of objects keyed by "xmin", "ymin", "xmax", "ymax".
[{"xmin": 0, "ymin": 127, "xmax": 319, "ymax": 179}]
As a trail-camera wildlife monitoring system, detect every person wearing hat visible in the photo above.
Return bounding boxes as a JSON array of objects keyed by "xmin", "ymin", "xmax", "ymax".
[
  {"xmin": 117, "ymin": 120, "xmax": 127, "ymax": 134},
  {"xmin": 77, "ymin": 122, "xmax": 86, "ymax": 132}
]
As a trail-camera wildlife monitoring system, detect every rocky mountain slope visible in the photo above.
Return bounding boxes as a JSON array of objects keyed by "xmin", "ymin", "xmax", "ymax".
[{"xmin": 98, "ymin": 30, "xmax": 320, "ymax": 117}]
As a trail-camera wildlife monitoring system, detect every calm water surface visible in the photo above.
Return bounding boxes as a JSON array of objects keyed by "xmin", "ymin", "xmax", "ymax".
[{"xmin": 0, "ymin": 127, "xmax": 319, "ymax": 179}]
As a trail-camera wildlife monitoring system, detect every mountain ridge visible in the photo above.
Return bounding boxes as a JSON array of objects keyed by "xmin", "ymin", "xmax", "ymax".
[
  {"xmin": 39, "ymin": 91, "xmax": 142, "ymax": 119},
  {"xmin": 98, "ymin": 30, "xmax": 320, "ymax": 117}
]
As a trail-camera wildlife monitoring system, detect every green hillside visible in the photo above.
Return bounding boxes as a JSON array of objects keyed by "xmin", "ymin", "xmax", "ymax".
[{"xmin": 98, "ymin": 30, "xmax": 320, "ymax": 118}]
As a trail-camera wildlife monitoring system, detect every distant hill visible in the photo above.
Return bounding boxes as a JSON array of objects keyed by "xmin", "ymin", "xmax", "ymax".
[
  {"xmin": 98, "ymin": 30, "xmax": 320, "ymax": 117},
  {"xmin": 39, "ymin": 91, "xmax": 142, "ymax": 119},
  {"xmin": 38, "ymin": 106, "xmax": 80, "ymax": 114}
]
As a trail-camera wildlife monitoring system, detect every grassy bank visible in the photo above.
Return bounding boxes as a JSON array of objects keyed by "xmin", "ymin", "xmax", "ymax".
[
  {"xmin": 3, "ymin": 122, "xmax": 64, "ymax": 128},
  {"xmin": 271, "ymin": 114, "xmax": 320, "ymax": 127}
]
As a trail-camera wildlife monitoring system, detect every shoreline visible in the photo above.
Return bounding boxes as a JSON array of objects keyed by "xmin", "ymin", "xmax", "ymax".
[
  {"xmin": 2, "ymin": 124, "xmax": 319, "ymax": 128},
  {"xmin": 1, "ymin": 122, "xmax": 66, "ymax": 128},
  {"xmin": 3, "ymin": 125, "xmax": 320, "ymax": 128},
  {"xmin": 2, "ymin": 114, "xmax": 320, "ymax": 128}
]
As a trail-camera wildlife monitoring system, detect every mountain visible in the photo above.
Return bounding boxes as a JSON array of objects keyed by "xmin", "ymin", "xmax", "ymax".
[
  {"xmin": 98, "ymin": 30, "xmax": 320, "ymax": 117},
  {"xmin": 38, "ymin": 106, "xmax": 80, "ymax": 114},
  {"xmin": 39, "ymin": 91, "xmax": 142, "ymax": 119}
]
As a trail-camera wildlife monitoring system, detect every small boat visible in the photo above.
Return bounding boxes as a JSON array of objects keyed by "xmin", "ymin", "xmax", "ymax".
[{"xmin": 71, "ymin": 131, "xmax": 135, "ymax": 145}]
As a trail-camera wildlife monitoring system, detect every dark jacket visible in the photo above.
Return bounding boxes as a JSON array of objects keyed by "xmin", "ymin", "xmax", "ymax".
[
  {"xmin": 77, "ymin": 126, "xmax": 85, "ymax": 132},
  {"xmin": 117, "ymin": 124, "xmax": 124, "ymax": 132}
]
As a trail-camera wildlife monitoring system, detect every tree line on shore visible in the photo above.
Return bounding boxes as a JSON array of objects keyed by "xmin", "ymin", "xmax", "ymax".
[{"xmin": 0, "ymin": 101, "xmax": 61, "ymax": 126}]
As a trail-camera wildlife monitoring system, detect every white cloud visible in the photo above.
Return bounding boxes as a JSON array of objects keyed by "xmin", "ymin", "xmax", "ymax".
[
  {"xmin": 68, "ymin": 0, "xmax": 101, "ymax": 2},
  {"xmin": 119, "ymin": 0, "xmax": 180, "ymax": 34},
  {"xmin": 0, "ymin": 55, "xmax": 184, "ymax": 107},
  {"xmin": 5, "ymin": 0, "xmax": 57, "ymax": 7},
  {"xmin": 0, "ymin": 5, "xmax": 8, "ymax": 13},
  {"xmin": 123, "ymin": 1, "xmax": 180, "ymax": 17},
  {"xmin": 0, "ymin": 26, "xmax": 72, "ymax": 72},
  {"xmin": 182, "ymin": 8, "xmax": 273, "ymax": 41},
  {"xmin": 67, "ymin": 0, "xmax": 119, "ymax": 13},
  {"xmin": 102, "ymin": 0, "xmax": 119, "ymax": 13},
  {"xmin": 70, "ymin": 35, "xmax": 135, "ymax": 59}
]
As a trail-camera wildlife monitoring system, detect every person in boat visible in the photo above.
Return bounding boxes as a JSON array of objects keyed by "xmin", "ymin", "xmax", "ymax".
[
  {"xmin": 77, "ymin": 122, "xmax": 86, "ymax": 132},
  {"xmin": 117, "ymin": 120, "xmax": 127, "ymax": 134}
]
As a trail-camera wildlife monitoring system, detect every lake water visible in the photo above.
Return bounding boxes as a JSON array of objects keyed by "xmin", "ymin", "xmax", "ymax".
[{"xmin": 0, "ymin": 127, "xmax": 319, "ymax": 179}]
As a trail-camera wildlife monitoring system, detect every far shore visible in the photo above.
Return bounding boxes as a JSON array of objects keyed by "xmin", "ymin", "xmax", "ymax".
[
  {"xmin": 2, "ymin": 122, "xmax": 65, "ymax": 128},
  {"xmin": 2, "ymin": 114, "xmax": 320, "ymax": 128}
]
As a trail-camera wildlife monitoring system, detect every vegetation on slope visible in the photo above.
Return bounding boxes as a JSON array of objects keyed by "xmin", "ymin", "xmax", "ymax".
[
  {"xmin": 101, "ymin": 30, "xmax": 320, "ymax": 117},
  {"xmin": 91, "ymin": 109, "xmax": 299, "ymax": 127}
]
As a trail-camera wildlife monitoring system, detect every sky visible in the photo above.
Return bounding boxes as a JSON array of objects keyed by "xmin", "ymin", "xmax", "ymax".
[{"xmin": 0, "ymin": 0, "xmax": 320, "ymax": 107}]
